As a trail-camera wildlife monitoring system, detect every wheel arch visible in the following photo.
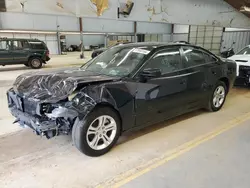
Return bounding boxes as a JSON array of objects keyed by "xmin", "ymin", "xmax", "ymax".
[
  {"xmin": 93, "ymin": 102, "xmax": 123, "ymax": 135},
  {"xmin": 28, "ymin": 55, "xmax": 42, "ymax": 61},
  {"xmin": 219, "ymin": 77, "xmax": 230, "ymax": 93}
]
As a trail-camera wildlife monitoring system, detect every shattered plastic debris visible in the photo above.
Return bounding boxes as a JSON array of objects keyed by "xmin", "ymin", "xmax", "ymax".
[{"xmin": 45, "ymin": 107, "xmax": 78, "ymax": 119}]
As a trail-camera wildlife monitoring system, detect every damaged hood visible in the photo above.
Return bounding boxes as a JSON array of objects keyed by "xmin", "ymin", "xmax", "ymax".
[{"xmin": 13, "ymin": 68, "xmax": 119, "ymax": 103}]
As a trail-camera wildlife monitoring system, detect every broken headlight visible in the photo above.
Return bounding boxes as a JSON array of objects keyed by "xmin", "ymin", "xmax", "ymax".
[{"xmin": 68, "ymin": 92, "xmax": 78, "ymax": 101}]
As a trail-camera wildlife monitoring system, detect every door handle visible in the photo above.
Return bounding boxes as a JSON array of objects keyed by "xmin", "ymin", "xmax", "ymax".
[{"xmin": 212, "ymin": 71, "xmax": 217, "ymax": 75}]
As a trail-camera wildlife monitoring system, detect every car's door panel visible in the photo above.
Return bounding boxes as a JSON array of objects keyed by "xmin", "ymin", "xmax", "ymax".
[
  {"xmin": 11, "ymin": 40, "xmax": 30, "ymax": 63},
  {"xmin": 134, "ymin": 47, "xmax": 189, "ymax": 127},
  {"xmin": 180, "ymin": 47, "xmax": 214, "ymax": 110},
  {"xmin": 135, "ymin": 72, "xmax": 188, "ymax": 126},
  {"xmin": 179, "ymin": 68, "xmax": 207, "ymax": 110}
]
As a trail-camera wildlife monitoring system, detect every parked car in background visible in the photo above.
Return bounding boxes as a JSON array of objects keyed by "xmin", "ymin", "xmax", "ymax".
[
  {"xmin": 228, "ymin": 45, "xmax": 250, "ymax": 86},
  {"xmin": 0, "ymin": 38, "xmax": 50, "ymax": 69},
  {"xmin": 7, "ymin": 42, "xmax": 236, "ymax": 157}
]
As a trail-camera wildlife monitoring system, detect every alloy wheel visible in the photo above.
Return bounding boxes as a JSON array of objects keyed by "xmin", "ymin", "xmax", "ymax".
[
  {"xmin": 86, "ymin": 115, "xmax": 117, "ymax": 150},
  {"xmin": 213, "ymin": 86, "xmax": 225, "ymax": 108}
]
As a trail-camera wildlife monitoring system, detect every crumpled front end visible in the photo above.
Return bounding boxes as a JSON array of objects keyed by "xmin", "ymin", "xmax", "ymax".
[
  {"xmin": 7, "ymin": 69, "xmax": 118, "ymax": 138},
  {"xmin": 7, "ymin": 89, "xmax": 73, "ymax": 138},
  {"xmin": 7, "ymin": 86, "xmax": 97, "ymax": 139}
]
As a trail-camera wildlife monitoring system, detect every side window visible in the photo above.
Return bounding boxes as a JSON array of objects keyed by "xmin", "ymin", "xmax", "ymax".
[
  {"xmin": 13, "ymin": 40, "xmax": 29, "ymax": 50},
  {"xmin": 203, "ymin": 52, "xmax": 217, "ymax": 63},
  {"xmin": 0, "ymin": 40, "xmax": 10, "ymax": 51},
  {"xmin": 143, "ymin": 47, "xmax": 182, "ymax": 74},
  {"xmin": 182, "ymin": 47, "xmax": 205, "ymax": 68},
  {"xmin": 29, "ymin": 42, "xmax": 46, "ymax": 50}
]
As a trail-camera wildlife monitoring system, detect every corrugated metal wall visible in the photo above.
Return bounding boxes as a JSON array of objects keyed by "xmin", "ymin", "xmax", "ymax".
[
  {"xmin": 162, "ymin": 34, "xmax": 172, "ymax": 42},
  {"xmin": 221, "ymin": 31, "xmax": 250, "ymax": 53},
  {"xmin": 144, "ymin": 34, "xmax": 163, "ymax": 42},
  {"xmin": 173, "ymin": 34, "xmax": 188, "ymax": 42},
  {"xmin": 189, "ymin": 25, "xmax": 223, "ymax": 55}
]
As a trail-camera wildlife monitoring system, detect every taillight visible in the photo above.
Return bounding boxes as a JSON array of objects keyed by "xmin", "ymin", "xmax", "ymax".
[{"xmin": 46, "ymin": 50, "xmax": 50, "ymax": 57}]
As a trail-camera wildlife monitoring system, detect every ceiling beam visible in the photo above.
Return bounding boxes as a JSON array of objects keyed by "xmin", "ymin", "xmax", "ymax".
[{"xmin": 224, "ymin": 0, "xmax": 250, "ymax": 18}]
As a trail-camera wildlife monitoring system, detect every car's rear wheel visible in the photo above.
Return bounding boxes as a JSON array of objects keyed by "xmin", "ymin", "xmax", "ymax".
[
  {"xmin": 29, "ymin": 57, "xmax": 43, "ymax": 69},
  {"xmin": 207, "ymin": 81, "xmax": 227, "ymax": 112},
  {"xmin": 72, "ymin": 107, "xmax": 121, "ymax": 157}
]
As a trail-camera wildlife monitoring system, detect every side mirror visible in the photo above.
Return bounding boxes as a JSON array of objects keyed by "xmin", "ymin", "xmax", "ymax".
[{"xmin": 140, "ymin": 68, "xmax": 161, "ymax": 79}]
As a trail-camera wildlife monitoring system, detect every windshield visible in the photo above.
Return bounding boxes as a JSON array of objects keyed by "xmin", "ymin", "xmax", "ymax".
[
  {"xmin": 83, "ymin": 46, "xmax": 151, "ymax": 77},
  {"xmin": 237, "ymin": 46, "xmax": 250, "ymax": 55}
]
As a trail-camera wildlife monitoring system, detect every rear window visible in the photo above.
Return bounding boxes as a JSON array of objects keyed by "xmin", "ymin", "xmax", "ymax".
[{"xmin": 28, "ymin": 41, "xmax": 47, "ymax": 50}]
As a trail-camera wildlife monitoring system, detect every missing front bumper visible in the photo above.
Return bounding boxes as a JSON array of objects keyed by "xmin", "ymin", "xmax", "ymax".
[
  {"xmin": 10, "ymin": 107, "xmax": 59, "ymax": 138},
  {"xmin": 7, "ymin": 90, "xmax": 74, "ymax": 139}
]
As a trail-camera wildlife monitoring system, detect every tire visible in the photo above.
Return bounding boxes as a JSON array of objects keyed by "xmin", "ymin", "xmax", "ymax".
[
  {"xmin": 72, "ymin": 107, "xmax": 121, "ymax": 157},
  {"xmin": 91, "ymin": 52, "xmax": 97, "ymax": 59},
  {"xmin": 29, "ymin": 57, "xmax": 43, "ymax": 69},
  {"xmin": 207, "ymin": 81, "xmax": 227, "ymax": 112}
]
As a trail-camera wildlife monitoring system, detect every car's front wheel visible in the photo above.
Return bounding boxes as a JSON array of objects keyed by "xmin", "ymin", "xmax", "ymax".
[
  {"xmin": 207, "ymin": 81, "xmax": 227, "ymax": 112},
  {"xmin": 72, "ymin": 107, "xmax": 121, "ymax": 157}
]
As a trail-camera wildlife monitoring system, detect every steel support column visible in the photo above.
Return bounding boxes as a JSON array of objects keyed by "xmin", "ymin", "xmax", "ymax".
[{"xmin": 79, "ymin": 17, "xmax": 84, "ymax": 59}]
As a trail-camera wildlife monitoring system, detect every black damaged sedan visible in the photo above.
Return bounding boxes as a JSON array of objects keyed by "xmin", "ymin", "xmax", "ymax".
[{"xmin": 7, "ymin": 43, "xmax": 236, "ymax": 156}]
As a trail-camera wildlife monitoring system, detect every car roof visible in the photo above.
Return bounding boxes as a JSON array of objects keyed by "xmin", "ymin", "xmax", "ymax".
[
  {"xmin": 115, "ymin": 42, "xmax": 198, "ymax": 50},
  {"xmin": 114, "ymin": 42, "xmax": 216, "ymax": 56}
]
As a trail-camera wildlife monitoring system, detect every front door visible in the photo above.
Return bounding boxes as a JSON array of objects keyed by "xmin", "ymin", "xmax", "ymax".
[
  {"xmin": 0, "ymin": 40, "xmax": 12, "ymax": 64},
  {"xmin": 134, "ymin": 47, "xmax": 188, "ymax": 127},
  {"xmin": 11, "ymin": 40, "xmax": 30, "ymax": 63}
]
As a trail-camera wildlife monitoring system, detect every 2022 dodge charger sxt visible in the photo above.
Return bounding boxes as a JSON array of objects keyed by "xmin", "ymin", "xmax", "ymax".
[{"xmin": 7, "ymin": 43, "xmax": 236, "ymax": 156}]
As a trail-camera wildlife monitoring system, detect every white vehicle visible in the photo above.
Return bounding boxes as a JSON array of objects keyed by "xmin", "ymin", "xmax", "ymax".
[{"xmin": 228, "ymin": 45, "xmax": 250, "ymax": 85}]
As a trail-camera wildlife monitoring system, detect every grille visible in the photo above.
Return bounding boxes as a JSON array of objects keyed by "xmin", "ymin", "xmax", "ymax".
[{"xmin": 239, "ymin": 65, "xmax": 250, "ymax": 77}]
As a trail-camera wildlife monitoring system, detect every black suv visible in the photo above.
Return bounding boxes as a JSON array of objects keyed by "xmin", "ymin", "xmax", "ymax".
[{"xmin": 0, "ymin": 38, "xmax": 50, "ymax": 69}]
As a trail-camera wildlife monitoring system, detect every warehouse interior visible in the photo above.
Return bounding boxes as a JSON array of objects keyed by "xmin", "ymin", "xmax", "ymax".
[{"xmin": 1, "ymin": 0, "xmax": 250, "ymax": 188}]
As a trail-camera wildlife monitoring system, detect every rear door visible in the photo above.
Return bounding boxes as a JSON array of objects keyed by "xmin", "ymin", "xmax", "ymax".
[
  {"xmin": 180, "ymin": 46, "xmax": 217, "ymax": 110},
  {"xmin": 0, "ymin": 40, "xmax": 12, "ymax": 64},
  {"xmin": 11, "ymin": 39, "xmax": 30, "ymax": 63}
]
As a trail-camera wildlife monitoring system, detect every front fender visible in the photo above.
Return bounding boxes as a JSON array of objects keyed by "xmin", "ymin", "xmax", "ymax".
[
  {"xmin": 69, "ymin": 85, "xmax": 118, "ymax": 120},
  {"xmin": 70, "ymin": 83, "xmax": 136, "ymax": 131}
]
